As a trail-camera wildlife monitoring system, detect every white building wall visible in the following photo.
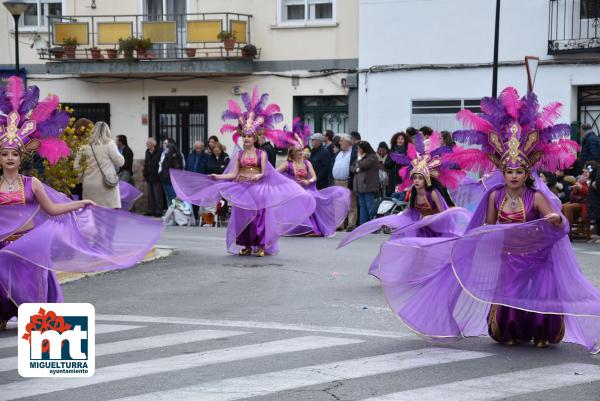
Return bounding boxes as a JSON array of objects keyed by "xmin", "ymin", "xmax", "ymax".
[{"xmin": 28, "ymin": 74, "xmax": 348, "ymax": 157}]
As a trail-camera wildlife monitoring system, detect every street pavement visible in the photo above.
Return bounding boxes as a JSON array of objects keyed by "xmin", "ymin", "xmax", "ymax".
[{"xmin": 1, "ymin": 226, "xmax": 600, "ymax": 401}]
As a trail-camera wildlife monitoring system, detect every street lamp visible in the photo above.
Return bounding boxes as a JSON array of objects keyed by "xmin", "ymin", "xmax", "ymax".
[
  {"xmin": 491, "ymin": 0, "xmax": 501, "ymax": 98},
  {"xmin": 3, "ymin": 1, "xmax": 29, "ymax": 75}
]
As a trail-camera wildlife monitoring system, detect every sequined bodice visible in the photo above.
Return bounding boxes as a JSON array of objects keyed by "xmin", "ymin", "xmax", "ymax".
[
  {"xmin": 240, "ymin": 152, "xmax": 259, "ymax": 168},
  {"xmin": 495, "ymin": 186, "xmax": 539, "ymax": 224},
  {"xmin": 291, "ymin": 161, "xmax": 308, "ymax": 180},
  {"xmin": 415, "ymin": 192, "xmax": 438, "ymax": 217},
  {"xmin": 0, "ymin": 176, "xmax": 28, "ymax": 206}
]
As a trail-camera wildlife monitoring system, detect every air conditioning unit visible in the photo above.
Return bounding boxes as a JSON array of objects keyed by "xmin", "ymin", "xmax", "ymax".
[{"xmin": 231, "ymin": 86, "xmax": 244, "ymax": 95}]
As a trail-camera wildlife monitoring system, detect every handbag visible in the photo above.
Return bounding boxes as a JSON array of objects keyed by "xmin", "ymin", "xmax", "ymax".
[{"xmin": 90, "ymin": 144, "xmax": 119, "ymax": 189}]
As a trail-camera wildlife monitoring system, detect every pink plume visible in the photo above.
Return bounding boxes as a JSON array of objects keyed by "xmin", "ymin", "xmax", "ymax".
[
  {"xmin": 447, "ymin": 148, "xmax": 495, "ymax": 174},
  {"xmin": 7, "ymin": 76, "xmax": 24, "ymax": 112},
  {"xmin": 231, "ymin": 132, "xmax": 240, "ymax": 145},
  {"xmin": 537, "ymin": 140, "xmax": 577, "ymax": 171},
  {"xmin": 499, "ymin": 87, "xmax": 522, "ymax": 119},
  {"xmin": 250, "ymin": 86, "xmax": 259, "ymax": 109},
  {"xmin": 456, "ymin": 109, "xmax": 494, "ymax": 132},
  {"xmin": 536, "ymin": 102, "xmax": 562, "ymax": 129},
  {"xmin": 262, "ymin": 104, "xmax": 280, "ymax": 115},
  {"xmin": 437, "ymin": 169, "xmax": 466, "ymax": 189},
  {"xmin": 220, "ymin": 124, "xmax": 238, "ymax": 134},
  {"xmin": 425, "ymin": 131, "xmax": 442, "ymax": 153},
  {"xmin": 37, "ymin": 138, "xmax": 69, "ymax": 164},
  {"xmin": 227, "ymin": 99, "xmax": 241, "ymax": 115},
  {"xmin": 29, "ymin": 95, "xmax": 59, "ymax": 123},
  {"xmin": 406, "ymin": 143, "xmax": 417, "ymax": 159}
]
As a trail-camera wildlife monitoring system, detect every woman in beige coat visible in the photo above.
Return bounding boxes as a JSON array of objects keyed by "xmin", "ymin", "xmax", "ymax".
[{"xmin": 78, "ymin": 121, "xmax": 124, "ymax": 208}]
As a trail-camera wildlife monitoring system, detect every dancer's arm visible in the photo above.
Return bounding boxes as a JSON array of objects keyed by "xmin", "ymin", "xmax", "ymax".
[
  {"xmin": 250, "ymin": 151, "xmax": 267, "ymax": 181},
  {"xmin": 535, "ymin": 192, "xmax": 563, "ymax": 227},
  {"xmin": 305, "ymin": 161, "xmax": 317, "ymax": 186},
  {"xmin": 485, "ymin": 190, "xmax": 497, "ymax": 225},
  {"xmin": 431, "ymin": 190, "xmax": 443, "ymax": 212},
  {"xmin": 276, "ymin": 162, "xmax": 288, "ymax": 173},
  {"xmin": 31, "ymin": 177, "xmax": 95, "ymax": 216}
]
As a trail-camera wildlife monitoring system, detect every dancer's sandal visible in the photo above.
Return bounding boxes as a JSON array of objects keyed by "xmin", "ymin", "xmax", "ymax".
[
  {"xmin": 239, "ymin": 248, "xmax": 251, "ymax": 256},
  {"xmin": 255, "ymin": 248, "xmax": 265, "ymax": 257}
]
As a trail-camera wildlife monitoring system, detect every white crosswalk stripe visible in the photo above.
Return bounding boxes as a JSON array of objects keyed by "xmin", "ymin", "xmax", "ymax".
[
  {"xmin": 0, "ymin": 329, "xmax": 247, "ymax": 373},
  {"xmin": 111, "ymin": 348, "xmax": 492, "ymax": 401},
  {"xmin": 2, "ymin": 335, "xmax": 363, "ymax": 400},
  {"xmin": 359, "ymin": 363, "xmax": 600, "ymax": 401},
  {"xmin": 0, "ymin": 324, "xmax": 142, "ymax": 350}
]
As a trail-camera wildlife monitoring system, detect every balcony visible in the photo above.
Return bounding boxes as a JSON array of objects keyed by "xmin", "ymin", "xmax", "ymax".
[
  {"xmin": 39, "ymin": 13, "xmax": 259, "ymax": 76},
  {"xmin": 548, "ymin": 0, "xmax": 600, "ymax": 54}
]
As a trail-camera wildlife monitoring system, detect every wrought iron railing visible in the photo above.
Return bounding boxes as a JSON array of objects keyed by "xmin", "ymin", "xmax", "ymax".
[
  {"xmin": 548, "ymin": 0, "xmax": 600, "ymax": 54},
  {"xmin": 38, "ymin": 13, "xmax": 259, "ymax": 61}
]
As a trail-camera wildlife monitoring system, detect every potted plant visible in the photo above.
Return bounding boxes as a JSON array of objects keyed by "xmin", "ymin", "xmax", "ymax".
[
  {"xmin": 137, "ymin": 38, "xmax": 153, "ymax": 59},
  {"xmin": 217, "ymin": 30, "xmax": 236, "ymax": 51},
  {"xmin": 90, "ymin": 47, "xmax": 103, "ymax": 60},
  {"xmin": 185, "ymin": 47, "xmax": 196, "ymax": 58},
  {"xmin": 241, "ymin": 44, "xmax": 257, "ymax": 59},
  {"xmin": 118, "ymin": 36, "xmax": 138, "ymax": 60},
  {"xmin": 106, "ymin": 48, "xmax": 118, "ymax": 59},
  {"xmin": 50, "ymin": 46, "xmax": 65, "ymax": 59},
  {"xmin": 62, "ymin": 36, "xmax": 78, "ymax": 58}
]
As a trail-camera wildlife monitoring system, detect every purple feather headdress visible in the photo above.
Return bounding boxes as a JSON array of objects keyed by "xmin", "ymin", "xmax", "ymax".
[
  {"xmin": 390, "ymin": 132, "xmax": 465, "ymax": 191},
  {"xmin": 282, "ymin": 116, "xmax": 311, "ymax": 149},
  {"xmin": 220, "ymin": 86, "xmax": 288, "ymax": 146},
  {"xmin": 450, "ymin": 87, "xmax": 578, "ymax": 173},
  {"xmin": 0, "ymin": 76, "xmax": 70, "ymax": 164}
]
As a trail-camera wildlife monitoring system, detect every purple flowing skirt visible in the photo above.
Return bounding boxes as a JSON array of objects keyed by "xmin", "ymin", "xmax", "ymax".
[
  {"xmin": 0, "ymin": 182, "xmax": 163, "ymax": 321},
  {"xmin": 171, "ymin": 165, "xmax": 316, "ymax": 255},
  {"xmin": 119, "ymin": 181, "xmax": 143, "ymax": 211},
  {"xmin": 285, "ymin": 184, "xmax": 351, "ymax": 237},
  {"xmin": 378, "ymin": 172, "xmax": 600, "ymax": 352}
]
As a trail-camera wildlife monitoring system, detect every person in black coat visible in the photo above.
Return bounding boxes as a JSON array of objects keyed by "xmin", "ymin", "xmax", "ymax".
[
  {"xmin": 160, "ymin": 142, "xmax": 184, "ymax": 207},
  {"xmin": 257, "ymin": 134, "xmax": 276, "ymax": 167},
  {"xmin": 309, "ymin": 133, "xmax": 332, "ymax": 190},
  {"xmin": 186, "ymin": 140, "xmax": 209, "ymax": 174},
  {"xmin": 116, "ymin": 134, "xmax": 134, "ymax": 184},
  {"xmin": 384, "ymin": 132, "xmax": 412, "ymax": 194},
  {"xmin": 587, "ymin": 162, "xmax": 600, "ymax": 242},
  {"xmin": 206, "ymin": 143, "xmax": 230, "ymax": 175},
  {"xmin": 580, "ymin": 123, "xmax": 600, "ymax": 165},
  {"xmin": 143, "ymin": 137, "xmax": 163, "ymax": 216}
]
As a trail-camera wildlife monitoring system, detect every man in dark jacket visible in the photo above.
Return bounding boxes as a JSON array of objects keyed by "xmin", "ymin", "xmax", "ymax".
[
  {"xmin": 116, "ymin": 134, "xmax": 134, "ymax": 184},
  {"xmin": 580, "ymin": 123, "xmax": 600, "ymax": 165},
  {"xmin": 257, "ymin": 134, "xmax": 276, "ymax": 167},
  {"xmin": 143, "ymin": 137, "xmax": 163, "ymax": 216},
  {"xmin": 309, "ymin": 133, "xmax": 332, "ymax": 190},
  {"xmin": 186, "ymin": 141, "xmax": 209, "ymax": 174}
]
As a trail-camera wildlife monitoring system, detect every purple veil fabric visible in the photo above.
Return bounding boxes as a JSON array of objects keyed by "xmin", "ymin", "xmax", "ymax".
[
  {"xmin": 0, "ymin": 178, "xmax": 163, "ymax": 311},
  {"xmin": 282, "ymin": 161, "xmax": 351, "ymax": 237},
  {"xmin": 170, "ymin": 149, "xmax": 316, "ymax": 254},
  {"xmin": 119, "ymin": 181, "xmax": 143, "ymax": 211},
  {"xmin": 338, "ymin": 189, "xmax": 471, "ymax": 278},
  {"xmin": 378, "ymin": 172, "xmax": 600, "ymax": 352}
]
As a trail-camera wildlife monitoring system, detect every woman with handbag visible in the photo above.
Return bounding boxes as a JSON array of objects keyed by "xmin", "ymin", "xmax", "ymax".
[{"xmin": 77, "ymin": 121, "xmax": 124, "ymax": 208}]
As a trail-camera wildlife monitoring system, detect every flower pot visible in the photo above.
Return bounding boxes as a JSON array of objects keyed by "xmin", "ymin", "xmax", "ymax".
[
  {"xmin": 242, "ymin": 50, "xmax": 256, "ymax": 59},
  {"xmin": 223, "ymin": 38, "xmax": 235, "ymax": 51},
  {"xmin": 90, "ymin": 48, "xmax": 103, "ymax": 59},
  {"xmin": 146, "ymin": 51, "xmax": 156, "ymax": 59},
  {"xmin": 52, "ymin": 49, "xmax": 65, "ymax": 59},
  {"xmin": 136, "ymin": 47, "xmax": 147, "ymax": 59},
  {"xmin": 106, "ymin": 49, "xmax": 118, "ymax": 59},
  {"xmin": 65, "ymin": 45, "xmax": 76, "ymax": 59},
  {"xmin": 185, "ymin": 48, "xmax": 196, "ymax": 58}
]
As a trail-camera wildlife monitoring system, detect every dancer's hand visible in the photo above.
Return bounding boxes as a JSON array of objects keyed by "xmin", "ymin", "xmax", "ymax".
[
  {"xmin": 81, "ymin": 200, "xmax": 96, "ymax": 208},
  {"xmin": 210, "ymin": 174, "xmax": 220, "ymax": 180},
  {"xmin": 544, "ymin": 212, "xmax": 562, "ymax": 226},
  {"xmin": 251, "ymin": 174, "xmax": 263, "ymax": 181},
  {"xmin": 300, "ymin": 179, "xmax": 310, "ymax": 186}
]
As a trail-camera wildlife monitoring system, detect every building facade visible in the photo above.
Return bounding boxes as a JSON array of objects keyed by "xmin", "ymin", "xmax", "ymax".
[
  {"xmin": 1, "ymin": 0, "xmax": 358, "ymax": 157},
  {"xmin": 359, "ymin": 0, "xmax": 600, "ymax": 147}
]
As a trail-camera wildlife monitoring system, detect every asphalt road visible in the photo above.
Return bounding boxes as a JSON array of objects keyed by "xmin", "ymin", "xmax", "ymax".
[{"xmin": 2, "ymin": 226, "xmax": 600, "ymax": 401}]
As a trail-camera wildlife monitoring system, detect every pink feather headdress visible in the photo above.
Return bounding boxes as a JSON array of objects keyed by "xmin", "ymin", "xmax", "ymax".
[
  {"xmin": 219, "ymin": 86, "xmax": 288, "ymax": 146},
  {"xmin": 390, "ymin": 131, "xmax": 466, "ymax": 191},
  {"xmin": 283, "ymin": 117, "xmax": 311, "ymax": 150},
  {"xmin": 450, "ymin": 87, "xmax": 579, "ymax": 174},
  {"xmin": 0, "ymin": 76, "xmax": 70, "ymax": 164}
]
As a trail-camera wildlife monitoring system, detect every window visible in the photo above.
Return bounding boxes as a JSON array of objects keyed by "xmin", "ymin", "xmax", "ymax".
[
  {"xmin": 279, "ymin": 0, "xmax": 335, "ymax": 25},
  {"xmin": 19, "ymin": 0, "xmax": 62, "ymax": 29},
  {"xmin": 411, "ymin": 99, "xmax": 481, "ymax": 132},
  {"xmin": 581, "ymin": 0, "xmax": 600, "ymax": 19}
]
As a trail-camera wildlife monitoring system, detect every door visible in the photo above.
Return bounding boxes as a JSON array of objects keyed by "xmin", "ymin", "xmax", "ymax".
[
  {"xmin": 149, "ymin": 97, "xmax": 207, "ymax": 157},
  {"xmin": 295, "ymin": 96, "xmax": 349, "ymax": 134},
  {"xmin": 61, "ymin": 103, "xmax": 110, "ymax": 125},
  {"xmin": 579, "ymin": 86, "xmax": 600, "ymax": 136}
]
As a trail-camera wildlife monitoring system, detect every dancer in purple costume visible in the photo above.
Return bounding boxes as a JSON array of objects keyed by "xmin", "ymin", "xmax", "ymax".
[
  {"xmin": 171, "ymin": 87, "xmax": 315, "ymax": 256},
  {"xmin": 0, "ymin": 77, "xmax": 163, "ymax": 330},
  {"xmin": 338, "ymin": 132, "xmax": 471, "ymax": 278},
  {"xmin": 277, "ymin": 118, "xmax": 350, "ymax": 237},
  {"xmin": 377, "ymin": 87, "xmax": 600, "ymax": 352}
]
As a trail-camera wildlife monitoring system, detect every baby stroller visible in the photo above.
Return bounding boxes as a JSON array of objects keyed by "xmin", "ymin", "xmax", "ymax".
[
  {"xmin": 163, "ymin": 198, "xmax": 196, "ymax": 227},
  {"xmin": 371, "ymin": 191, "xmax": 409, "ymax": 234}
]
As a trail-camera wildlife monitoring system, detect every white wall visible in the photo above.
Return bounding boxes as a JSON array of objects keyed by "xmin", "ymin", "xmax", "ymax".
[
  {"xmin": 29, "ymin": 74, "xmax": 348, "ymax": 157},
  {"xmin": 358, "ymin": 63, "xmax": 600, "ymax": 147}
]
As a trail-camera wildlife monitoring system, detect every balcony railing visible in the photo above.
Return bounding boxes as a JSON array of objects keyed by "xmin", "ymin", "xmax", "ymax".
[
  {"xmin": 39, "ymin": 13, "xmax": 259, "ymax": 61},
  {"xmin": 548, "ymin": 0, "xmax": 600, "ymax": 54}
]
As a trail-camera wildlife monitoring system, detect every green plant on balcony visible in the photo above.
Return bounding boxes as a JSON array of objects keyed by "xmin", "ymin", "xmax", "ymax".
[
  {"xmin": 90, "ymin": 46, "xmax": 103, "ymax": 60},
  {"xmin": 241, "ymin": 44, "xmax": 257, "ymax": 59},
  {"xmin": 62, "ymin": 37, "xmax": 78, "ymax": 58},
  {"xmin": 217, "ymin": 30, "xmax": 236, "ymax": 51},
  {"xmin": 118, "ymin": 36, "xmax": 138, "ymax": 60},
  {"xmin": 137, "ymin": 37, "xmax": 153, "ymax": 59}
]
